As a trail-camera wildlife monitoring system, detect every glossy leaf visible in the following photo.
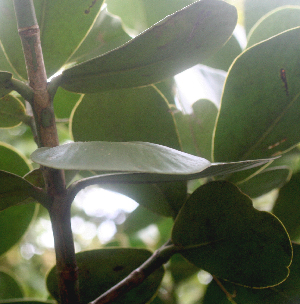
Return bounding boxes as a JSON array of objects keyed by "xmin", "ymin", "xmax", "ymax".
[
  {"xmin": 0, "ymin": 95, "xmax": 26, "ymax": 128},
  {"xmin": 273, "ymin": 171, "xmax": 300, "ymax": 241},
  {"xmin": 47, "ymin": 248, "xmax": 164, "ymax": 304},
  {"xmin": 237, "ymin": 166, "xmax": 291, "ymax": 198},
  {"xmin": 244, "ymin": 0, "xmax": 300, "ymax": 34},
  {"xmin": 31, "ymin": 145, "xmax": 273, "ymax": 199},
  {"xmin": 203, "ymin": 243, "xmax": 300, "ymax": 304},
  {"xmin": 59, "ymin": 0, "xmax": 237, "ymax": 93},
  {"xmin": 172, "ymin": 181, "xmax": 292, "ymax": 287},
  {"xmin": 0, "ymin": 72, "xmax": 13, "ymax": 98},
  {"xmin": 213, "ymin": 27, "xmax": 300, "ymax": 162},
  {"xmin": 67, "ymin": 8, "xmax": 131, "ymax": 65},
  {"xmin": 34, "ymin": 0, "xmax": 105, "ymax": 77},
  {"xmin": 247, "ymin": 6, "xmax": 300, "ymax": 47},
  {"xmin": 31, "ymin": 141, "xmax": 211, "ymax": 174},
  {"xmin": 0, "ymin": 270, "xmax": 24, "ymax": 299},
  {"xmin": 70, "ymin": 86, "xmax": 181, "ymax": 150}
]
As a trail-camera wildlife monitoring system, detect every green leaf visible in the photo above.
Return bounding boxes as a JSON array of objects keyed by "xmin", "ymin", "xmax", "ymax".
[
  {"xmin": 204, "ymin": 34, "xmax": 242, "ymax": 71},
  {"xmin": 0, "ymin": 142, "xmax": 36, "ymax": 256},
  {"xmin": 53, "ymin": 87, "xmax": 82, "ymax": 119},
  {"xmin": 247, "ymin": 5, "xmax": 300, "ymax": 47},
  {"xmin": 67, "ymin": 7, "xmax": 131, "ymax": 65},
  {"xmin": 33, "ymin": 0, "xmax": 105, "ymax": 77},
  {"xmin": 244, "ymin": 0, "xmax": 300, "ymax": 34},
  {"xmin": 0, "ymin": 142, "xmax": 31, "ymax": 178},
  {"xmin": 0, "ymin": 203, "xmax": 37, "ymax": 257},
  {"xmin": 172, "ymin": 181, "xmax": 292, "ymax": 287},
  {"xmin": 31, "ymin": 141, "xmax": 211, "ymax": 174},
  {"xmin": 169, "ymin": 254, "xmax": 199, "ymax": 285},
  {"xmin": 0, "ymin": 270, "xmax": 24, "ymax": 299},
  {"xmin": 273, "ymin": 171, "xmax": 300, "ymax": 241},
  {"xmin": 123, "ymin": 205, "xmax": 163, "ymax": 235},
  {"xmin": 0, "ymin": 72, "xmax": 13, "ymax": 98},
  {"xmin": 237, "ymin": 166, "xmax": 291, "ymax": 198},
  {"xmin": 203, "ymin": 243, "xmax": 300, "ymax": 304},
  {"xmin": 0, "ymin": 1, "xmax": 27, "ymax": 80},
  {"xmin": 174, "ymin": 99, "xmax": 218, "ymax": 161},
  {"xmin": 213, "ymin": 27, "xmax": 300, "ymax": 162},
  {"xmin": 102, "ymin": 180, "xmax": 187, "ymax": 217},
  {"xmin": 0, "ymin": 95, "xmax": 26, "ymax": 128},
  {"xmin": 0, "ymin": 170, "xmax": 41, "ymax": 211},
  {"xmin": 47, "ymin": 248, "xmax": 164, "ymax": 304},
  {"xmin": 70, "ymin": 87, "xmax": 181, "ymax": 150},
  {"xmin": 59, "ymin": 0, "xmax": 237, "ymax": 93},
  {"xmin": 106, "ymin": 0, "xmax": 195, "ymax": 35},
  {"xmin": 0, "ymin": 0, "xmax": 105, "ymax": 78}
]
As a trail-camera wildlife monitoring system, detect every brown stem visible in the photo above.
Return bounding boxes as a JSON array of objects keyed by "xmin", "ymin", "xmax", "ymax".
[
  {"xmin": 90, "ymin": 241, "xmax": 178, "ymax": 304},
  {"xmin": 50, "ymin": 195, "xmax": 81, "ymax": 304},
  {"xmin": 13, "ymin": 1, "xmax": 80, "ymax": 303}
]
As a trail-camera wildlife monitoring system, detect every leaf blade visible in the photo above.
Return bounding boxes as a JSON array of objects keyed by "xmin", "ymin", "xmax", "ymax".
[
  {"xmin": 59, "ymin": 0, "xmax": 237, "ymax": 93},
  {"xmin": 172, "ymin": 181, "xmax": 292, "ymax": 287}
]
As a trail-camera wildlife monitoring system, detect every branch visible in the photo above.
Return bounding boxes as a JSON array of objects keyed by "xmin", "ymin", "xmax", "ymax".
[
  {"xmin": 90, "ymin": 241, "xmax": 178, "ymax": 304},
  {"xmin": 13, "ymin": 1, "xmax": 79, "ymax": 303}
]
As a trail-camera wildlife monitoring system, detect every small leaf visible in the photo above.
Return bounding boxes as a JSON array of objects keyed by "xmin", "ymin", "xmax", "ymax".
[
  {"xmin": 0, "ymin": 270, "xmax": 24, "ymax": 299},
  {"xmin": 102, "ymin": 180, "xmax": 187, "ymax": 217},
  {"xmin": 0, "ymin": 142, "xmax": 31, "ymax": 176},
  {"xmin": 67, "ymin": 7, "xmax": 131, "ymax": 65},
  {"xmin": 0, "ymin": 72, "xmax": 13, "ymax": 98},
  {"xmin": 169, "ymin": 254, "xmax": 199, "ymax": 285},
  {"xmin": 172, "ymin": 181, "xmax": 292, "ymax": 287},
  {"xmin": 247, "ymin": 5, "xmax": 300, "ymax": 47},
  {"xmin": 203, "ymin": 243, "xmax": 300, "ymax": 304},
  {"xmin": 123, "ymin": 205, "xmax": 163, "ymax": 235},
  {"xmin": 0, "ymin": 170, "xmax": 40, "ymax": 211},
  {"xmin": 31, "ymin": 141, "xmax": 211, "ymax": 174},
  {"xmin": 244, "ymin": 0, "xmax": 300, "ymax": 34},
  {"xmin": 46, "ymin": 248, "xmax": 164, "ymax": 304},
  {"xmin": 237, "ymin": 166, "xmax": 291, "ymax": 198},
  {"xmin": 59, "ymin": 0, "xmax": 237, "ymax": 93},
  {"xmin": 0, "ymin": 95, "xmax": 26, "ymax": 128}
]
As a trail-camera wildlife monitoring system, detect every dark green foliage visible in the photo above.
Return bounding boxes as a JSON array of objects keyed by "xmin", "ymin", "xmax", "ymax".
[{"xmin": 1, "ymin": 0, "xmax": 300, "ymax": 303}]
